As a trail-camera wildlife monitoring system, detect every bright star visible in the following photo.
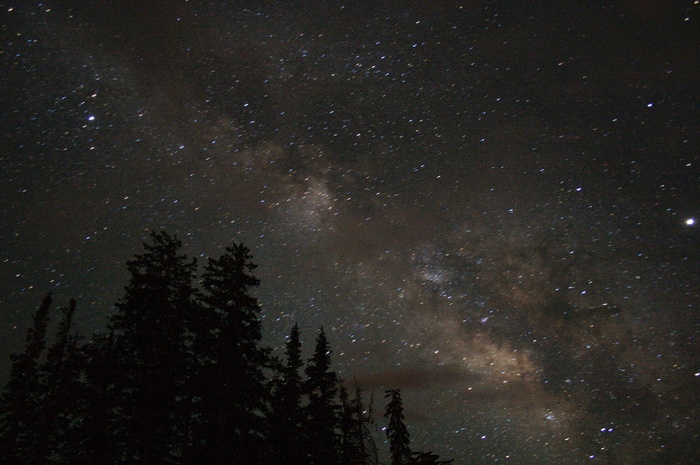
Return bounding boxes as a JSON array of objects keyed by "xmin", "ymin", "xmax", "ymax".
[{"xmin": 686, "ymin": 218, "xmax": 695, "ymax": 226}]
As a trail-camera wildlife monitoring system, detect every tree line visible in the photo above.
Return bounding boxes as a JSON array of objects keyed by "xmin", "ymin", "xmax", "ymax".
[{"xmin": 0, "ymin": 231, "xmax": 452, "ymax": 465}]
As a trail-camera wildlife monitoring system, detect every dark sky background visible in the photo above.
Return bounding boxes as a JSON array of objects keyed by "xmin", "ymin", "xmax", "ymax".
[{"xmin": 1, "ymin": 1, "xmax": 699, "ymax": 463}]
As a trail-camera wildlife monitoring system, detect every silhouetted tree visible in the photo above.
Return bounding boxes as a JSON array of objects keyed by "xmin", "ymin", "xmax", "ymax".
[
  {"xmin": 339, "ymin": 382, "xmax": 378, "ymax": 465},
  {"xmin": 108, "ymin": 231, "xmax": 200, "ymax": 464},
  {"xmin": 269, "ymin": 323, "xmax": 307, "ymax": 464},
  {"xmin": 384, "ymin": 389, "xmax": 412, "ymax": 465},
  {"xmin": 194, "ymin": 242, "xmax": 272, "ymax": 465},
  {"xmin": 1, "ymin": 234, "xmax": 455, "ymax": 465},
  {"xmin": 0, "ymin": 293, "xmax": 52, "ymax": 465},
  {"xmin": 37, "ymin": 298, "xmax": 82, "ymax": 464},
  {"xmin": 304, "ymin": 327, "xmax": 340, "ymax": 465},
  {"xmin": 71, "ymin": 329, "xmax": 120, "ymax": 465}
]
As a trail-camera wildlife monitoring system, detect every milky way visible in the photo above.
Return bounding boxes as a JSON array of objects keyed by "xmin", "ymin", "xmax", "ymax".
[{"xmin": 1, "ymin": 1, "xmax": 698, "ymax": 463}]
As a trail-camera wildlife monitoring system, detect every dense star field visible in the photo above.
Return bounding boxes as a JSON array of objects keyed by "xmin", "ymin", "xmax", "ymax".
[{"xmin": 1, "ymin": 1, "xmax": 698, "ymax": 463}]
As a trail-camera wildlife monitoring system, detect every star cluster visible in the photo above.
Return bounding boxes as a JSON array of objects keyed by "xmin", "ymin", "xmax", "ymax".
[{"xmin": 1, "ymin": 1, "xmax": 699, "ymax": 463}]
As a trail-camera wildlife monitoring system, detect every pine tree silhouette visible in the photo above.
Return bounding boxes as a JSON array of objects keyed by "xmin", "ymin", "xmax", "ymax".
[
  {"xmin": 270, "ymin": 323, "xmax": 307, "ymax": 464},
  {"xmin": 37, "ymin": 298, "xmax": 82, "ymax": 464},
  {"xmin": 73, "ymin": 329, "xmax": 121, "ymax": 465},
  {"xmin": 339, "ymin": 381, "xmax": 379, "ymax": 465},
  {"xmin": 108, "ymin": 231, "xmax": 199, "ymax": 464},
  {"xmin": 1, "ymin": 234, "xmax": 454, "ymax": 465},
  {"xmin": 0, "ymin": 293, "xmax": 52, "ymax": 465},
  {"xmin": 195, "ymin": 242, "xmax": 272, "ymax": 465},
  {"xmin": 384, "ymin": 389, "xmax": 412, "ymax": 465},
  {"xmin": 304, "ymin": 327, "xmax": 340, "ymax": 465}
]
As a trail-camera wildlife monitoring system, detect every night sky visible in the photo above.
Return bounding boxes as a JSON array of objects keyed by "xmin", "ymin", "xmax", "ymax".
[{"xmin": 1, "ymin": 1, "xmax": 699, "ymax": 463}]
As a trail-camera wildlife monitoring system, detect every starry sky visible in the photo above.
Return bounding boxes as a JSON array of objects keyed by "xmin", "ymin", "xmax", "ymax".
[{"xmin": 1, "ymin": 1, "xmax": 699, "ymax": 463}]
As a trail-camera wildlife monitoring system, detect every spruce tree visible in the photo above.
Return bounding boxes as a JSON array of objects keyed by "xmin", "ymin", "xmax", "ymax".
[
  {"xmin": 339, "ymin": 384, "xmax": 356, "ymax": 465},
  {"xmin": 108, "ymin": 231, "xmax": 199, "ymax": 464},
  {"xmin": 74, "ymin": 329, "xmax": 120, "ymax": 465},
  {"xmin": 38, "ymin": 298, "xmax": 82, "ymax": 464},
  {"xmin": 384, "ymin": 389, "xmax": 412, "ymax": 465},
  {"xmin": 44, "ymin": 299, "xmax": 77, "ymax": 368},
  {"xmin": 304, "ymin": 327, "xmax": 340, "ymax": 465},
  {"xmin": 270, "ymin": 323, "xmax": 306, "ymax": 464},
  {"xmin": 0, "ymin": 293, "xmax": 52, "ymax": 465},
  {"xmin": 196, "ymin": 242, "xmax": 271, "ymax": 465}
]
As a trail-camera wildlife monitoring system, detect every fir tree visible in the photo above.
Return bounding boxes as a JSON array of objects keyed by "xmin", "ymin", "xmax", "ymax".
[
  {"xmin": 37, "ymin": 298, "xmax": 82, "ymax": 464},
  {"xmin": 0, "ymin": 293, "xmax": 52, "ymax": 465},
  {"xmin": 74, "ymin": 329, "xmax": 121, "ymax": 465},
  {"xmin": 304, "ymin": 327, "xmax": 340, "ymax": 465},
  {"xmin": 108, "ymin": 231, "xmax": 199, "ymax": 464},
  {"xmin": 44, "ymin": 299, "xmax": 77, "ymax": 368},
  {"xmin": 1, "ymin": 235, "xmax": 455, "ymax": 465},
  {"xmin": 270, "ymin": 323, "xmax": 306, "ymax": 465},
  {"xmin": 195, "ymin": 242, "xmax": 272, "ymax": 465},
  {"xmin": 384, "ymin": 389, "xmax": 412, "ymax": 465}
]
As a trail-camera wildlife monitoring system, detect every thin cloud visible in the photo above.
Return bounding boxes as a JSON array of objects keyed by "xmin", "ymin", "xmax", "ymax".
[{"xmin": 354, "ymin": 364, "xmax": 479, "ymax": 391}]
